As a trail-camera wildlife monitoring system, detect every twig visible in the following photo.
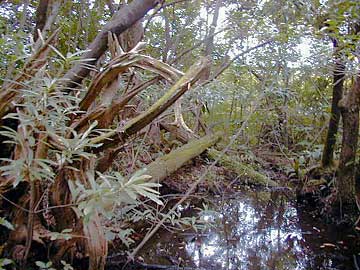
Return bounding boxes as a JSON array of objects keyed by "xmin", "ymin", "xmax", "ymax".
[
  {"xmin": 354, "ymin": 254, "xmax": 360, "ymax": 270},
  {"xmin": 110, "ymin": 259, "xmax": 197, "ymax": 270},
  {"xmin": 210, "ymin": 39, "xmax": 273, "ymax": 82},
  {"xmin": 0, "ymin": 193, "xmax": 30, "ymax": 213},
  {"xmin": 184, "ymin": 39, "xmax": 273, "ymax": 91},
  {"xmin": 0, "ymin": 193, "xmax": 76, "ymax": 214},
  {"xmin": 34, "ymin": 203, "xmax": 78, "ymax": 214}
]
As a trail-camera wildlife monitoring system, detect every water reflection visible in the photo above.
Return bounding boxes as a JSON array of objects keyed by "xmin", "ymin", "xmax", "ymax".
[
  {"xmin": 185, "ymin": 193, "xmax": 309, "ymax": 270},
  {"xmin": 138, "ymin": 188, "xmax": 359, "ymax": 270}
]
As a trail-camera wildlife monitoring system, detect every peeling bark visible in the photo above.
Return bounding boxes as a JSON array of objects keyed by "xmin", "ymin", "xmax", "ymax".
[
  {"xmin": 83, "ymin": 212, "xmax": 108, "ymax": 270},
  {"xmin": 91, "ymin": 57, "xmax": 210, "ymax": 151}
]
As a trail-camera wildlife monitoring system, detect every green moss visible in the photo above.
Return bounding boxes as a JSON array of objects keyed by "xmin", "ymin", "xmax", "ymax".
[
  {"xmin": 145, "ymin": 132, "xmax": 222, "ymax": 182},
  {"xmin": 207, "ymin": 149, "xmax": 279, "ymax": 187}
]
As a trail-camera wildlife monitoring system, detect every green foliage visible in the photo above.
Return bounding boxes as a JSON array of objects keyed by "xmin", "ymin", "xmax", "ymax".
[
  {"xmin": 0, "ymin": 258, "xmax": 13, "ymax": 270},
  {"xmin": 60, "ymin": 261, "xmax": 74, "ymax": 270},
  {"xmin": 49, "ymin": 228, "xmax": 73, "ymax": 241},
  {"xmin": 0, "ymin": 217, "xmax": 14, "ymax": 230},
  {"xmin": 35, "ymin": 259, "xmax": 74, "ymax": 270},
  {"xmin": 1, "ymin": 0, "xmax": 360, "ymax": 266},
  {"xmin": 36, "ymin": 261, "xmax": 56, "ymax": 270},
  {"xmin": 69, "ymin": 168, "xmax": 163, "ymax": 222},
  {"xmin": 0, "ymin": 39, "xmax": 165, "ymax": 249},
  {"xmin": 105, "ymin": 228, "xmax": 135, "ymax": 247}
]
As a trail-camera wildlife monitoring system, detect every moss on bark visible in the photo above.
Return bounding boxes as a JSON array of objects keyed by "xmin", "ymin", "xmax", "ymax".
[
  {"xmin": 145, "ymin": 132, "xmax": 222, "ymax": 182},
  {"xmin": 207, "ymin": 149, "xmax": 279, "ymax": 187}
]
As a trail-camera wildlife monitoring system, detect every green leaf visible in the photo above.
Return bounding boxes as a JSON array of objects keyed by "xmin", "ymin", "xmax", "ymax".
[
  {"xmin": 0, "ymin": 217, "xmax": 14, "ymax": 230},
  {"xmin": 0, "ymin": 258, "xmax": 13, "ymax": 269},
  {"xmin": 35, "ymin": 261, "xmax": 47, "ymax": 268}
]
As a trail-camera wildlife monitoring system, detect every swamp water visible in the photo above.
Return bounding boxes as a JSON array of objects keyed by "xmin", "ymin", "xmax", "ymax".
[{"xmin": 134, "ymin": 186, "xmax": 360, "ymax": 270}]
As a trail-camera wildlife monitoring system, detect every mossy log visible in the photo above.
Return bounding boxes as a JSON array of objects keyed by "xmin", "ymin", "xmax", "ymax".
[
  {"xmin": 145, "ymin": 132, "xmax": 222, "ymax": 182},
  {"xmin": 207, "ymin": 149, "xmax": 279, "ymax": 187}
]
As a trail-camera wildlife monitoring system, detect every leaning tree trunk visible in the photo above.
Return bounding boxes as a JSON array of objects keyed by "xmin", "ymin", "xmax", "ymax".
[
  {"xmin": 322, "ymin": 39, "xmax": 345, "ymax": 168},
  {"xmin": 337, "ymin": 74, "xmax": 360, "ymax": 206},
  {"xmin": 63, "ymin": 0, "xmax": 159, "ymax": 89}
]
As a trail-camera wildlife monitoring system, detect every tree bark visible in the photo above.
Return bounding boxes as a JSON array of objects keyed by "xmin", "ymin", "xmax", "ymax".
[
  {"xmin": 337, "ymin": 74, "xmax": 360, "ymax": 205},
  {"xmin": 201, "ymin": 0, "xmax": 222, "ymax": 80},
  {"xmin": 34, "ymin": 0, "xmax": 49, "ymax": 41},
  {"xmin": 63, "ymin": 0, "xmax": 159, "ymax": 89},
  {"xmin": 145, "ymin": 133, "xmax": 222, "ymax": 183},
  {"xmin": 322, "ymin": 39, "xmax": 345, "ymax": 167},
  {"xmin": 118, "ymin": 20, "xmax": 144, "ymax": 52},
  {"xmin": 207, "ymin": 149, "xmax": 279, "ymax": 187},
  {"xmin": 106, "ymin": 0, "xmax": 116, "ymax": 15}
]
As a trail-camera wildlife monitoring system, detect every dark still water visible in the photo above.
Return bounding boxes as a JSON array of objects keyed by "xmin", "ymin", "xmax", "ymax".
[{"xmin": 136, "ymin": 187, "xmax": 360, "ymax": 270}]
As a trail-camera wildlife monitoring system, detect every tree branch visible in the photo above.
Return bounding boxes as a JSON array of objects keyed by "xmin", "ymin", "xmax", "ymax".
[{"xmin": 63, "ymin": 0, "xmax": 160, "ymax": 89}]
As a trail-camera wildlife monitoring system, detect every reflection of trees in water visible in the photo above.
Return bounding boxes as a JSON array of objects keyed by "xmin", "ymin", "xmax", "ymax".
[
  {"xmin": 139, "ymin": 189, "xmax": 357, "ymax": 270},
  {"xmin": 186, "ymin": 190, "xmax": 310, "ymax": 270},
  {"xmin": 138, "ymin": 228, "xmax": 197, "ymax": 267}
]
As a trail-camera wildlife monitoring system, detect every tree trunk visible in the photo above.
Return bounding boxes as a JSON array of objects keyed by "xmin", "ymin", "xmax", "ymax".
[
  {"xmin": 201, "ymin": 0, "xmax": 222, "ymax": 81},
  {"xmin": 337, "ymin": 75, "xmax": 360, "ymax": 205},
  {"xmin": 63, "ymin": 0, "xmax": 159, "ymax": 89},
  {"xmin": 322, "ymin": 39, "xmax": 345, "ymax": 167},
  {"xmin": 34, "ymin": 0, "xmax": 49, "ymax": 41}
]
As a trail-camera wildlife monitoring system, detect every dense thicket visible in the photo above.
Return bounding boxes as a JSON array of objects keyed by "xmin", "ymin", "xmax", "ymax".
[{"xmin": 0, "ymin": 1, "xmax": 359, "ymax": 269}]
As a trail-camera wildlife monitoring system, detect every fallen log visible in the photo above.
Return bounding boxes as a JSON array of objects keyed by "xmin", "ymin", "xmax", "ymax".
[
  {"xmin": 157, "ymin": 124, "xmax": 278, "ymax": 187},
  {"xmin": 207, "ymin": 149, "xmax": 279, "ymax": 187},
  {"xmin": 159, "ymin": 122, "xmax": 195, "ymax": 144},
  {"xmin": 145, "ymin": 132, "xmax": 222, "ymax": 182}
]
